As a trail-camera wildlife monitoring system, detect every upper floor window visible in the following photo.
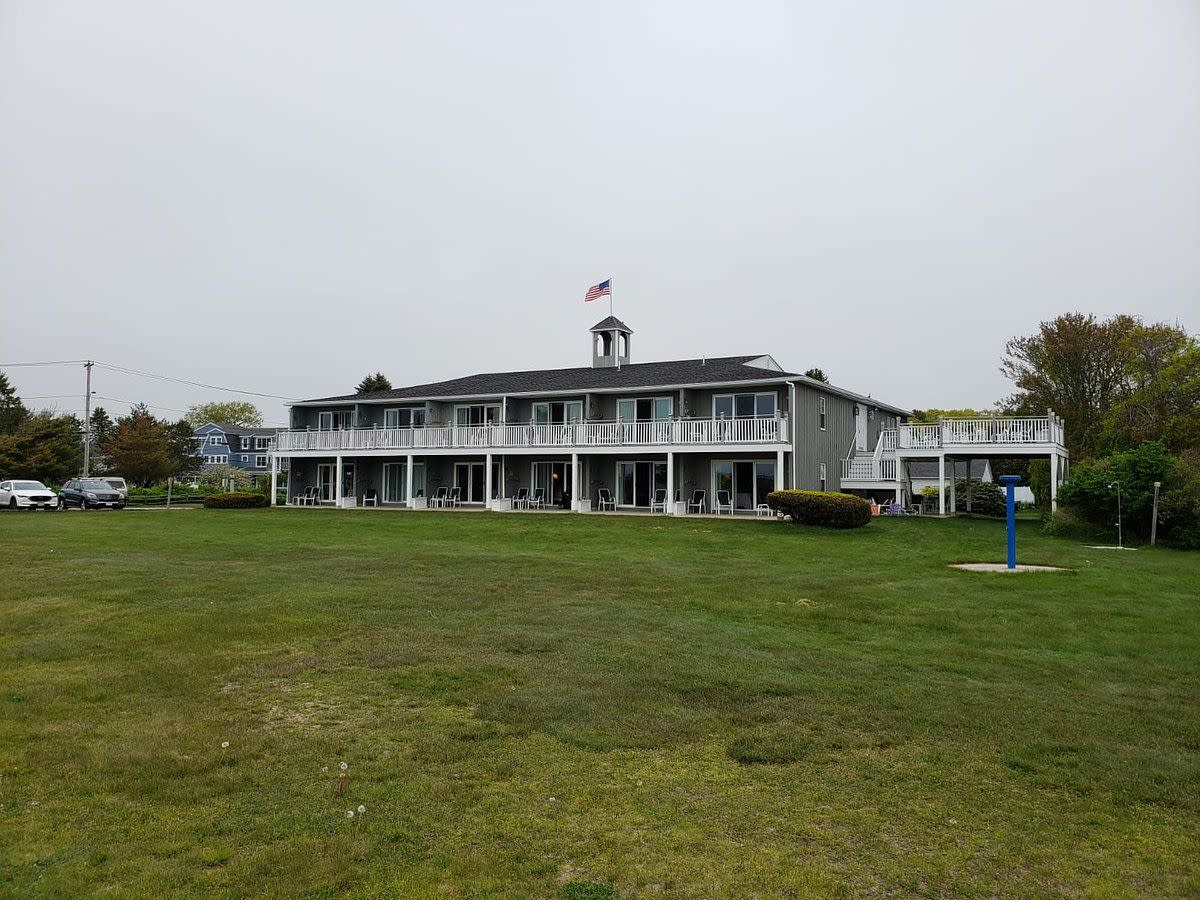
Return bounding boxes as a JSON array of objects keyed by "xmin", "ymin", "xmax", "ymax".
[
  {"xmin": 455, "ymin": 404, "xmax": 501, "ymax": 426},
  {"xmin": 618, "ymin": 397, "xmax": 672, "ymax": 422},
  {"xmin": 208, "ymin": 435, "xmax": 225, "ymax": 446},
  {"xmin": 318, "ymin": 410, "xmax": 354, "ymax": 430},
  {"xmin": 241, "ymin": 436, "xmax": 251, "ymax": 449},
  {"xmin": 534, "ymin": 400, "xmax": 583, "ymax": 425},
  {"xmin": 714, "ymin": 392, "xmax": 776, "ymax": 420},
  {"xmin": 819, "ymin": 397, "xmax": 827, "ymax": 430},
  {"xmin": 255, "ymin": 437, "xmax": 270, "ymax": 450},
  {"xmin": 384, "ymin": 407, "xmax": 427, "ymax": 429}
]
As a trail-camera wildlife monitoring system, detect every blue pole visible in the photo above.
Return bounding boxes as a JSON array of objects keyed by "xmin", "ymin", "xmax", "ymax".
[{"xmin": 999, "ymin": 475, "xmax": 1021, "ymax": 569}]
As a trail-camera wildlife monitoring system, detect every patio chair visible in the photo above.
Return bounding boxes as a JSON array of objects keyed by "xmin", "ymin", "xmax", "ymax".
[
  {"xmin": 714, "ymin": 490, "xmax": 733, "ymax": 515},
  {"xmin": 446, "ymin": 486, "xmax": 462, "ymax": 507},
  {"xmin": 597, "ymin": 488, "xmax": 615, "ymax": 511},
  {"xmin": 528, "ymin": 487, "xmax": 546, "ymax": 510},
  {"xmin": 297, "ymin": 486, "xmax": 319, "ymax": 506},
  {"xmin": 650, "ymin": 488, "xmax": 667, "ymax": 513},
  {"xmin": 687, "ymin": 489, "xmax": 706, "ymax": 514},
  {"xmin": 512, "ymin": 487, "xmax": 529, "ymax": 509},
  {"xmin": 362, "ymin": 488, "xmax": 378, "ymax": 507},
  {"xmin": 430, "ymin": 486, "xmax": 448, "ymax": 508}
]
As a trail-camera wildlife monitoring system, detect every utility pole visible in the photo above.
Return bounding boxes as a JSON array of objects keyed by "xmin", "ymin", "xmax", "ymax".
[{"xmin": 82, "ymin": 360, "xmax": 94, "ymax": 476}]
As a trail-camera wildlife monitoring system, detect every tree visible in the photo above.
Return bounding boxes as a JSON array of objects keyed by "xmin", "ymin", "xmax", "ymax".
[
  {"xmin": 1001, "ymin": 313, "xmax": 1135, "ymax": 460},
  {"xmin": 908, "ymin": 408, "xmax": 991, "ymax": 424},
  {"xmin": 0, "ymin": 369, "xmax": 28, "ymax": 434},
  {"xmin": 185, "ymin": 401, "xmax": 264, "ymax": 428},
  {"xmin": 356, "ymin": 372, "xmax": 393, "ymax": 394},
  {"xmin": 803, "ymin": 368, "xmax": 828, "ymax": 383},
  {"xmin": 104, "ymin": 405, "xmax": 201, "ymax": 487},
  {"xmin": 1104, "ymin": 323, "xmax": 1200, "ymax": 453},
  {"xmin": 0, "ymin": 411, "xmax": 82, "ymax": 484}
]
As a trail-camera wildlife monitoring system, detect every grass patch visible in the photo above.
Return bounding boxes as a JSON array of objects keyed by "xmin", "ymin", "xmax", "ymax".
[{"xmin": 1, "ymin": 508, "xmax": 1198, "ymax": 895}]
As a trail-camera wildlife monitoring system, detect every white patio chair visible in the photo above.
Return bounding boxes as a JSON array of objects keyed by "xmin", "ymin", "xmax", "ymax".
[
  {"xmin": 430, "ymin": 486, "xmax": 448, "ymax": 508},
  {"xmin": 714, "ymin": 490, "xmax": 733, "ymax": 515},
  {"xmin": 650, "ymin": 488, "xmax": 668, "ymax": 513},
  {"xmin": 597, "ymin": 488, "xmax": 615, "ymax": 511},
  {"xmin": 446, "ymin": 486, "xmax": 462, "ymax": 507},
  {"xmin": 528, "ymin": 487, "xmax": 546, "ymax": 510},
  {"xmin": 687, "ymin": 490, "xmax": 707, "ymax": 514},
  {"xmin": 362, "ymin": 488, "xmax": 378, "ymax": 507},
  {"xmin": 512, "ymin": 487, "xmax": 529, "ymax": 509}
]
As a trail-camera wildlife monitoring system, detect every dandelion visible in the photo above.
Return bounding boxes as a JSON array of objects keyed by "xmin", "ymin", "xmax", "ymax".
[
  {"xmin": 221, "ymin": 741, "xmax": 229, "ymax": 749},
  {"xmin": 347, "ymin": 810, "xmax": 355, "ymax": 818},
  {"xmin": 339, "ymin": 761, "xmax": 348, "ymax": 771},
  {"xmin": 549, "ymin": 796, "xmax": 556, "ymax": 803},
  {"xmin": 321, "ymin": 766, "xmax": 328, "ymax": 773}
]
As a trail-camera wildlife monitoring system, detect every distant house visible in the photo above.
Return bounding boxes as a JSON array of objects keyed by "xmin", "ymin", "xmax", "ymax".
[
  {"xmin": 907, "ymin": 459, "xmax": 1035, "ymax": 504},
  {"xmin": 192, "ymin": 423, "xmax": 276, "ymax": 476}
]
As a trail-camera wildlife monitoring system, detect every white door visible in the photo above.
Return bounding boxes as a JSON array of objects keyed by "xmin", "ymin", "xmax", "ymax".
[{"xmin": 855, "ymin": 405, "xmax": 868, "ymax": 451}]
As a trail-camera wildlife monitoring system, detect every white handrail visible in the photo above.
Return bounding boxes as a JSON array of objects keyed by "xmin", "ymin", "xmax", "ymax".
[
  {"xmin": 274, "ymin": 416, "xmax": 789, "ymax": 452},
  {"xmin": 895, "ymin": 416, "xmax": 1062, "ymax": 449}
]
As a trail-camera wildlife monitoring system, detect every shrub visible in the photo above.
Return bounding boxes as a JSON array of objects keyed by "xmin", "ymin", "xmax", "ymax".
[
  {"xmin": 1041, "ymin": 508, "xmax": 1105, "ymax": 541},
  {"xmin": 1158, "ymin": 451, "xmax": 1200, "ymax": 550},
  {"xmin": 919, "ymin": 485, "xmax": 939, "ymax": 503},
  {"xmin": 766, "ymin": 490, "xmax": 871, "ymax": 528},
  {"xmin": 954, "ymin": 479, "xmax": 1006, "ymax": 516},
  {"xmin": 203, "ymin": 492, "xmax": 267, "ymax": 509}
]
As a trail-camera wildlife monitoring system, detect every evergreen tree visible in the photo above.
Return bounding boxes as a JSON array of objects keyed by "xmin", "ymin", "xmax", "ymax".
[
  {"xmin": 356, "ymin": 372, "xmax": 393, "ymax": 394},
  {"xmin": 0, "ymin": 369, "xmax": 28, "ymax": 433}
]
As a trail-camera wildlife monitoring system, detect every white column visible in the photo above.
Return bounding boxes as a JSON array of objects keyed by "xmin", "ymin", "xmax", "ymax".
[
  {"xmin": 335, "ymin": 455, "xmax": 344, "ymax": 505},
  {"xmin": 964, "ymin": 458, "xmax": 973, "ymax": 513},
  {"xmin": 405, "ymin": 454, "xmax": 414, "ymax": 508},
  {"xmin": 270, "ymin": 454, "xmax": 278, "ymax": 506},
  {"xmin": 937, "ymin": 454, "xmax": 945, "ymax": 516},
  {"xmin": 1050, "ymin": 452, "xmax": 1058, "ymax": 513},
  {"xmin": 665, "ymin": 452, "xmax": 674, "ymax": 514},
  {"xmin": 485, "ymin": 452, "xmax": 494, "ymax": 508},
  {"xmin": 775, "ymin": 450, "xmax": 784, "ymax": 492},
  {"xmin": 894, "ymin": 457, "xmax": 904, "ymax": 504},
  {"xmin": 947, "ymin": 458, "xmax": 956, "ymax": 515},
  {"xmin": 500, "ymin": 455, "xmax": 506, "ymax": 500},
  {"xmin": 571, "ymin": 452, "xmax": 580, "ymax": 511}
]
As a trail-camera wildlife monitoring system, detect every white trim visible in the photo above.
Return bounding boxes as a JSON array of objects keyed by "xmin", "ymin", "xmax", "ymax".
[
  {"xmin": 819, "ymin": 397, "xmax": 827, "ymax": 431},
  {"xmin": 713, "ymin": 391, "xmax": 777, "ymax": 420},
  {"xmin": 819, "ymin": 461, "xmax": 827, "ymax": 492},
  {"xmin": 454, "ymin": 403, "xmax": 502, "ymax": 427},
  {"xmin": 616, "ymin": 395, "xmax": 673, "ymax": 423},
  {"xmin": 255, "ymin": 455, "xmax": 269, "ymax": 468}
]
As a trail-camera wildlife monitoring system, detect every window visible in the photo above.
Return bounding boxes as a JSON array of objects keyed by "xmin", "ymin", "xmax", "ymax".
[
  {"xmin": 714, "ymin": 392, "xmax": 777, "ymax": 419},
  {"xmin": 532, "ymin": 400, "xmax": 583, "ymax": 425},
  {"xmin": 208, "ymin": 435, "xmax": 224, "ymax": 446},
  {"xmin": 255, "ymin": 455, "xmax": 269, "ymax": 468},
  {"xmin": 384, "ymin": 407, "xmax": 427, "ymax": 428},
  {"xmin": 819, "ymin": 397, "xmax": 827, "ymax": 430},
  {"xmin": 241, "ymin": 454, "xmax": 248, "ymax": 463},
  {"xmin": 205, "ymin": 454, "xmax": 224, "ymax": 465},
  {"xmin": 617, "ymin": 397, "xmax": 672, "ymax": 422},
  {"xmin": 819, "ymin": 462, "xmax": 827, "ymax": 491},
  {"xmin": 255, "ymin": 437, "xmax": 270, "ymax": 450},
  {"xmin": 318, "ymin": 410, "xmax": 354, "ymax": 430},
  {"xmin": 241, "ymin": 436, "xmax": 251, "ymax": 449},
  {"xmin": 867, "ymin": 407, "xmax": 875, "ymax": 422},
  {"xmin": 454, "ymin": 404, "xmax": 501, "ymax": 426}
]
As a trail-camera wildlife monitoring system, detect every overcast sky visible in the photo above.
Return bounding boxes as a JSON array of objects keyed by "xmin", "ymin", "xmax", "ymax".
[{"xmin": 2, "ymin": 1, "xmax": 1197, "ymax": 426}]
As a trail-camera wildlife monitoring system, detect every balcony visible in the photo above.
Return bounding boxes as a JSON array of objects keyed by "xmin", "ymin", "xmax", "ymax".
[
  {"xmin": 896, "ymin": 415, "xmax": 1065, "ymax": 450},
  {"xmin": 275, "ymin": 416, "xmax": 790, "ymax": 454}
]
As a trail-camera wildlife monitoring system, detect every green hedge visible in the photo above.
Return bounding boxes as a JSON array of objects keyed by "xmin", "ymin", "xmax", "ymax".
[
  {"xmin": 765, "ymin": 490, "xmax": 871, "ymax": 528},
  {"xmin": 202, "ymin": 492, "xmax": 268, "ymax": 509}
]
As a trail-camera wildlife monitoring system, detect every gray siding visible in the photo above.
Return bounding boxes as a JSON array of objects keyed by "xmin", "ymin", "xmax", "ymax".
[{"xmin": 791, "ymin": 383, "xmax": 856, "ymax": 491}]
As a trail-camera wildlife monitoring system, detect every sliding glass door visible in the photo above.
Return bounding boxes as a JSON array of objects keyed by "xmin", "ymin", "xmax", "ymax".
[
  {"xmin": 616, "ymin": 460, "xmax": 669, "ymax": 507},
  {"xmin": 453, "ymin": 461, "xmax": 501, "ymax": 502},
  {"xmin": 532, "ymin": 461, "xmax": 573, "ymax": 506},
  {"xmin": 382, "ymin": 461, "xmax": 426, "ymax": 503},
  {"xmin": 712, "ymin": 460, "xmax": 775, "ymax": 511}
]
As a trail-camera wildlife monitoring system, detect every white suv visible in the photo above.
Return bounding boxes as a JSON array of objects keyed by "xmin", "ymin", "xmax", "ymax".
[{"xmin": 0, "ymin": 480, "xmax": 58, "ymax": 510}]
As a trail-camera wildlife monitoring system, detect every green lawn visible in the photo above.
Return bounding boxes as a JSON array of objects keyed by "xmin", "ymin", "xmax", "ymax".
[{"xmin": 2, "ymin": 509, "xmax": 1198, "ymax": 897}]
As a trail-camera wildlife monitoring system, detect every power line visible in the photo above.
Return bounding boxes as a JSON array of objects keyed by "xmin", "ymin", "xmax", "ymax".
[
  {"xmin": 3, "ymin": 358, "xmax": 296, "ymax": 401},
  {"xmin": 92, "ymin": 361, "xmax": 297, "ymax": 401}
]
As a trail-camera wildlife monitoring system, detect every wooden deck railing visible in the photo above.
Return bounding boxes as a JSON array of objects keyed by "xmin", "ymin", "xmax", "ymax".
[{"xmin": 275, "ymin": 416, "xmax": 789, "ymax": 453}]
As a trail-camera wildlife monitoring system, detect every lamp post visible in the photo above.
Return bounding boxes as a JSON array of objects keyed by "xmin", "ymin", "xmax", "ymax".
[{"xmin": 1108, "ymin": 481, "xmax": 1123, "ymax": 550}]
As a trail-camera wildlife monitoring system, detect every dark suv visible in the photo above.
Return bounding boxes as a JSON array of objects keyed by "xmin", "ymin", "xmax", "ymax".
[{"xmin": 58, "ymin": 478, "xmax": 127, "ymax": 510}]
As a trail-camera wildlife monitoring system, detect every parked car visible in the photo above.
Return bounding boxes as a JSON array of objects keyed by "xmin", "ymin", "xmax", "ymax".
[
  {"xmin": 102, "ymin": 476, "xmax": 129, "ymax": 500},
  {"xmin": 57, "ymin": 478, "xmax": 127, "ymax": 510},
  {"xmin": 0, "ymin": 480, "xmax": 58, "ymax": 510}
]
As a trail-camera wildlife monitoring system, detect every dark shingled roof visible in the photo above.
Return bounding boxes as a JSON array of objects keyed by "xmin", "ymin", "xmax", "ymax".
[
  {"xmin": 589, "ymin": 316, "xmax": 633, "ymax": 333},
  {"xmin": 304, "ymin": 355, "xmax": 797, "ymax": 403}
]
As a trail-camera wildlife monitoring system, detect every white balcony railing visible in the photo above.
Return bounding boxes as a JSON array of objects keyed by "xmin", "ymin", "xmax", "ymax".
[
  {"xmin": 840, "ymin": 456, "xmax": 898, "ymax": 482},
  {"xmin": 896, "ymin": 416, "xmax": 1063, "ymax": 450},
  {"xmin": 275, "ymin": 416, "xmax": 789, "ymax": 453}
]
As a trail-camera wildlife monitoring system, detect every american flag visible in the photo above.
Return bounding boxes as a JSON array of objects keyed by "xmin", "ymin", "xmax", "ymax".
[{"xmin": 584, "ymin": 279, "xmax": 611, "ymax": 302}]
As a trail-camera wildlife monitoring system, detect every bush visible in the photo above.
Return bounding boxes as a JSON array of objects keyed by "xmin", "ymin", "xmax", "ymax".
[
  {"xmin": 1041, "ymin": 507, "xmax": 1106, "ymax": 541},
  {"xmin": 1158, "ymin": 451, "xmax": 1200, "ymax": 550},
  {"xmin": 954, "ymin": 479, "xmax": 1006, "ymax": 516},
  {"xmin": 766, "ymin": 490, "xmax": 871, "ymax": 528},
  {"xmin": 203, "ymin": 492, "xmax": 267, "ymax": 509}
]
